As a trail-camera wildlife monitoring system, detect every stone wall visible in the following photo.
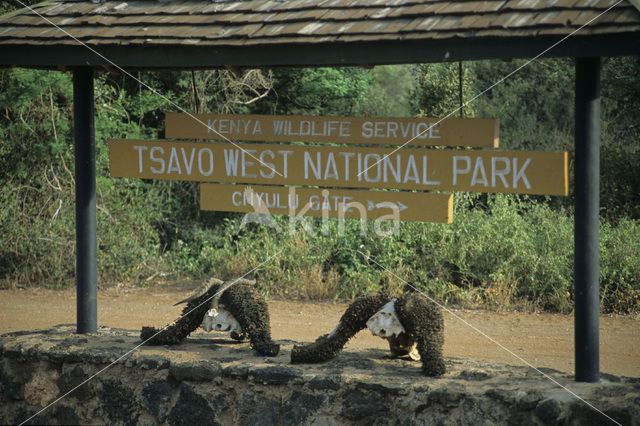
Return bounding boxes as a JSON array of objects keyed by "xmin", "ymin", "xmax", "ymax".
[{"xmin": 1, "ymin": 326, "xmax": 638, "ymax": 425}]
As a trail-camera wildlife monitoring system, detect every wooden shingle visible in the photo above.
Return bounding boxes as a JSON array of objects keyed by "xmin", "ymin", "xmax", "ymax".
[{"xmin": 0, "ymin": 0, "xmax": 638, "ymax": 68}]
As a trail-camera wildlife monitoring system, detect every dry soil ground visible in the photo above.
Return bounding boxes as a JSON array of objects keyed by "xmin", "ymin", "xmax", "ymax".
[{"xmin": 0, "ymin": 281, "xmax": 638, "ymax": 377}]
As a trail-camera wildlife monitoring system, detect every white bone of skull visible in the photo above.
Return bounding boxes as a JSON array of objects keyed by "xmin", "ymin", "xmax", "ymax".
[
  {"xmin": 200, "ymin": 306, "xmax": 242, "ymax": 334},
  {"xmin": 366, "ymin": 300, "xmax": 405, "ymax": 338},
  {"xmin": 367, "ymin": 300, "xmax": 420, "ymax": 361}
]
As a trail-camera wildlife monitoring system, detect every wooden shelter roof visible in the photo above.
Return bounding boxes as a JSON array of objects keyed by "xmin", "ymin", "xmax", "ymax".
[{"xmin": 1, "ymin": 0, "xmax": 639, "ymax": 69}]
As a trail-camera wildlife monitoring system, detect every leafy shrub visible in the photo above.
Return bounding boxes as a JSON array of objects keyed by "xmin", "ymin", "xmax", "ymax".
[{"xmin": 600, "ymin": 218, "xmax": 640, "ymax": 314}]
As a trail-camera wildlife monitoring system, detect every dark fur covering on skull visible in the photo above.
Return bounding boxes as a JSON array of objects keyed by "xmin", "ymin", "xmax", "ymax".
[
  {"xmin": 290, "ymin": 291, "xmax": 445, "ymax": 376},
  {"xmin": 394, "ymin": 293, "xmax": 446, "ymax": 376},
  {"xmin": 140, "ymin": 278, "xmax": 279, "ymax": 356},
  {"xmin": 290, "ymin": 292, "xmax": 388, "ymax": 363}
]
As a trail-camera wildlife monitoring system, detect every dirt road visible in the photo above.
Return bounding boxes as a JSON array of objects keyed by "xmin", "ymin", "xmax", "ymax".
[{"xmin": 1, "ymin": 282, "xmax": 638, "ymax": 377}]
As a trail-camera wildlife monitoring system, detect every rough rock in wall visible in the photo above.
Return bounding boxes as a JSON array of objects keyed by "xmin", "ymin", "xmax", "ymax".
[{"xmin": 1, "ymin": 326, "xmax": 638, "ymax": 425}]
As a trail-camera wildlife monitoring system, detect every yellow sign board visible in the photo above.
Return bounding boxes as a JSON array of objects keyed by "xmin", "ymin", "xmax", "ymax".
[
  {"xmin": 109, "ymin": 139, "xmax": 568, "ymax": 196},
  {"xmin": 200, "ymin": 184, "xmax": 454, "ymax": 223},
  {"xmin": 165, "ymin": 113, "xmax": 499, "ymax": 148}
]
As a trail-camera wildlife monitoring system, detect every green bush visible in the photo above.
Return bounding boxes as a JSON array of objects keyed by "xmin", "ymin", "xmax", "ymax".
[
  {"xmin": 599, "ymin": 143, "xmax": 640, "ymax": 222},
  {"xmin": 600, "ymin": 218, "xmax": 640, "ymax": 314},
  {"xmin": 155, "ymin": 194, "xmax": 638, "ymax": 314},
  {"xmin": 0, "ymin": 69, "xmax": 168, "ymax": 287}
]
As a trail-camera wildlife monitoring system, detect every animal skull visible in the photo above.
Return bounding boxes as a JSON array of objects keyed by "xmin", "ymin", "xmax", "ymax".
[
  {"xmin": 201, "ymin": 305, "xmax": 243, "ymax": 335},
  {"xmin": 367, "ymin": 300, "xmax": 420, "ymax": 361},
  {"xmin": 367, "ymin": 300, "xmax": 405, "ymax": 338}
]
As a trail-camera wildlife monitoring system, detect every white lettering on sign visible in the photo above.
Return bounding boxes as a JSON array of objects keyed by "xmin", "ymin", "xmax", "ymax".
[
  {"xmin": 513, "ymin": 158, "xmax": 532, "ymax": 189},
  {"xmin": 224, "ymin": 149, "xmax": 239, "ymax": 176},
  {"xmin": 404, "ymin": 155, "xmax": 419, "ymax": 184},
  {"xmin": 471, "ymin": 157, "xmax": 488, "ymax": 187},
  {"xmin": 207, "ymin": 118, "xmax": 263, "ymax": 136},
  {"xmin": 134, "ymin": 145, "xmax": 216, "ymax": 176},
  {"xmin": 272, "ymin": 119, "xmax": 351, "ymax": 138},
  {"xmin": 452, "ymin": 155, "xmax": 531, "ymax": 190},
  {"xmin": 133, "ymin": 144, "xmax": 450, "ymax": 187},
  {"xmin": 200, "ymin": 183, "xmax": 455, "ymax": 224},
  {"xmin": 114, "ymin": 140, "xmax": 564, "ymax": 195},
  {"xmin": 422, "ymin": 155, "xmax": 441, "ymax": 185},
  {"xmin": 238, "ymin": 189, "xmax": 296, "ymax": 210},
  {"xmin": 166, "ymin": 113, "xmax": 500, "ymax": 148},
  {"xmin": 325, "ymin": 153, "xmax": 339, "ymax": 180},
  {"xmin": 133, "ymin": 145, "xmax": 147, "ymax": 172},
  {"xmin": 198, "ymin": 148, "xmax": 214, "ymax": 176},
  {"xmin": 150, "ymin": 146, "xmax": 165, "ymax": 174},
  {"xmin": 279, "ymin": 150, "xmax": 293, "ymax": 179},
  {"xmin": 259, "ymin": 150, "xmax": 276, "ymax": 179},
  {"xmin": 224, "ymin": 148, "xmax": 292, "ymax": 179},
  {"xmin": 241, "ymin": 149, "xmax": 257, "ymax": 178},
  {"xmin": 304, "ymin": 152, "xmax": 320, "ymax": 180},
  {"xmin": 296, "ymin": 151, "xmax": 441, "ymax": 186},
  {"xmin": 361, "ymin": 121, "xmax": 440, "ymax": 140},
  {"xmin": 363, "ymin": 154, "xmax": 381, "ymax": 183},
  {"xmin": 181, "ymin": 147, "xmax": 195, "ymax": 175},
  {"xmin": 452, "ymin": 156, "xmax": 470, "ymax": 186},
  {"xmin": 167, "ymin": 147, "xmax": 181, "ymax": 174},
  {"xmin": 205, "ymin": 116, "xmax": 444, "ymax": 142},
  {"xmin": 230, "ymin": 189, "xmax": 368, "ymax": 215}
]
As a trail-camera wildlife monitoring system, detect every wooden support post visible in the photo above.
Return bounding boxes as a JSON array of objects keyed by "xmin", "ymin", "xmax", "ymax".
[
  {"xmin": 73, "ymin": 66, "xmax": 97, "ymax": 334},
  {"xmin": 574, "ymin": 57, "xmax": 601, "ymax": 382}
]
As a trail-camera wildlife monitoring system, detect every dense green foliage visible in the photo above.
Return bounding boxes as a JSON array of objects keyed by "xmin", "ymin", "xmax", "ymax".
[
  {"xmin": 0, "ymin": 0, "xmax": 39, "ymax": 16},
  {"xmin": 1, "ymin": 58, "xmax": 638, "ymax": 314},
  {"xmin": 165, "ymin": 194, "xmax": 639, "ymax": 313}
]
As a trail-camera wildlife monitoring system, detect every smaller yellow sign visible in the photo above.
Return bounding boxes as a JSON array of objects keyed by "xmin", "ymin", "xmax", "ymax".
[
  {"xmin": 200, "ymin": 184, "xmax": 454, "ymax": 223},
  {"xmin": 165, "ymin": 113, "xmax": 499, "ymax": 148}
]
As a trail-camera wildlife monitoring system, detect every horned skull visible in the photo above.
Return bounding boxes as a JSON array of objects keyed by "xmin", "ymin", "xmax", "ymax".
[
  {"xmin": 201, "ymin": 305, "xmax": 247, "ymax": 341},
  {"xmin": 367, "ymin": 300, "xmax": 420, "ymax": 361},
  {"xmin": 175, "ymin": 277, "xmax": 256, "ymax": 342}
]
